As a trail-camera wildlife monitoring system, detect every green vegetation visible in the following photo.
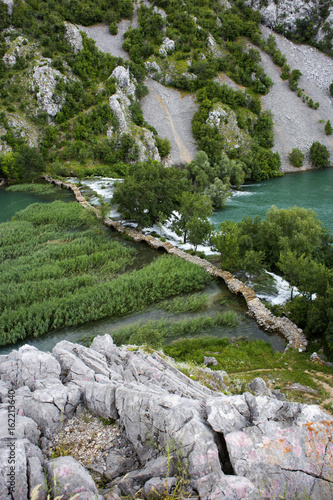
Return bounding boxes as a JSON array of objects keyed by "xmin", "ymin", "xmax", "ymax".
[
  {"xmin": 288, "ymin": 148, "xmax": 304, "ymax": 168},
  {"xmin": 309, "ymin": 141, "xmax": 330, "ymax": 168},
  {"xmin": 325, "ymin": 120, "xmax": 333, "ymax": 135},
  {"xmin": 112, "ymin": 160, "xmax": 187, "ymax": 229},
  {"xmin": 159, "ymin": 293, "xmax": 209, "ymax": 314},
  {"xmin": 0, "ymin": 201, "xmax": 212, "ymax": 346},
  {"xmin": 213, "ymin": 206, "xmax": 333, "ymax": 359},
  {"xmin": 163, "ymin": 336, "xmax": 333, "ymax": 407},
  {"xmin": 6, "ymin": 182, "xmax": 58, "ymax": 194},
  {"xmin": 0, "ymin": 0, "xmax": 284, "ymax": 186},
  {"xmin": 97, "ymin": 312, "xmax": 239, "ymax": 348}
]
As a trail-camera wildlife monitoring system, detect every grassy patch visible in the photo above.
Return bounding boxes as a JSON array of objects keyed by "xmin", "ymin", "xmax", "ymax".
[
  {"xmin": 163, "ymin": 337, "xmax": 333, "ymax": 409},
  {"xmin": 158, "ymin": 293, "xmax": 209, "ymax": 314},
  {"xmin": 6, "ymin": 183, "xmax": 60, "ymax": 195},
  {"xmin": 102, "ymin": 311, "xmax": 239, "ymax": 348}
]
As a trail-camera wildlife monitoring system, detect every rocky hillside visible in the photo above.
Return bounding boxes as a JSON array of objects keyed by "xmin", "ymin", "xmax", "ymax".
[
  {"xmin": 245, "ymin": 0, "xmax": 333, "ymax": 53},
  {"xmin": 0, "ymin": 335, "xmax": 332, "ymax": 499},
  {"xmin": 1, "ymin": 0, "xmax": 332, "ymax": 180}
]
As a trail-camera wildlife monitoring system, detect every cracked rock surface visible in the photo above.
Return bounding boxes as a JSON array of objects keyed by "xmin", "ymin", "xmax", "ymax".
[{"xmin": 0, "ymin": 335, "xmax": 332, "ymax": 499}]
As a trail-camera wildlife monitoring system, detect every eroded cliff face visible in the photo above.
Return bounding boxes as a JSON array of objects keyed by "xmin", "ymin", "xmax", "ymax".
[
  {"xmin": 244, "ymin": 0, "xmax": 333, "ymax": 49},
  {"xmin": 0, "ymin": 337, "xmax": 332, "ymax": 500}
]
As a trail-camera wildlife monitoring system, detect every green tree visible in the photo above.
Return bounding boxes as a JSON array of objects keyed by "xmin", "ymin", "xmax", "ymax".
[
  {"xmin": 172, "ymin": 192, "xmax": 213, "ymax": 245},
  {"xmin": 15, "ymin": 145, "xmax": 45, "ymax": 182},
  {"xmin": 203, "ymin": 178, "xmax": 231, "ymax": 209},
  {"xmin": 211, "ymin": 220, "xmax": 240, "ymax": 269},
  {"xmin": 325, "ymin": 120, "xmax": 333, "ymax": 136},
  {"xmin": 112, "ymin": 161, "xmax": 186, "ymax": 229},
  {"xmin": 187, "ymin": 217, "xmax": 214, "ymax": 253},
  {"xmin": 288, "ymin": 148, "xmax": 304, "ymax": 168},
  {"xmin": 0, "ymin": 152, "xmax": 22, "ymax": 181},
  {"xmin": 156, "ymin": 136, "xmax": 171, "ymax": 158},
  {"xmin": 186, "ymin": 151, "xmax": 213, "ymax": 190},
  {"xmin": 329, "ymin": 81, "xmax": 333, "ymax": 97},
  {"xmin": 309, "ymin": 141, "xmax": 330, "ymax": 168}
]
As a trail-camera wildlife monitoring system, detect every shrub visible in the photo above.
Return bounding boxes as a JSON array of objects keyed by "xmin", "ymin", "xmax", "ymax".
[
  {"xmin": 325, "ymin": 120, "xmax": 333, "ymax": 135},
  {"xmin": 309, "ymin": 142, "xmax": 330, "ymax": 168},
  {"xmin": 288, "ymin": 148, "xmax": 304, "ymax": 168}
]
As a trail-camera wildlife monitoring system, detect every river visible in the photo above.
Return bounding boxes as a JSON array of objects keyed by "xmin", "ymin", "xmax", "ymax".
[
  {"xmin": 211, "ymin": 168, "xmax": 333, "ymax": 233},
  {"xmin": 1, "ymin": 185, "xmax": 281, "ymax": 353}
]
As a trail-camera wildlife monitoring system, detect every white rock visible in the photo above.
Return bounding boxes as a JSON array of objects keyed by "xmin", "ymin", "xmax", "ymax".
[
  {"xmin": 64, "ymin": 22, "xmax": 83, "ymax": 53},
  {"xmin": 31, "ymin": 61, "xmax": 68, "ymax": 117},
  {"xmin": 153, "ymin": 6, "xmax": 167, "ymax": 19},
  {"xmin": 159, "ymin": 37, "xmax": 175, "ymax": 56},
  {"xmin": 111, "ymin": 66, "xmax": 136, "ymax": 97}
]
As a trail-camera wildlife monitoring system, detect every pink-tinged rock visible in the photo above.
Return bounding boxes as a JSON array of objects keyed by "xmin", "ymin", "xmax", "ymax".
[{"xmin": 45, "ymin": 456, "xmax": 103, "ymax": 500}]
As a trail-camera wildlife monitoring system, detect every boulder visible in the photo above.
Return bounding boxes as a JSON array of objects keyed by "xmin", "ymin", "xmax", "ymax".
[
  {"xmin": 104, "ymin": 450, "xmax": 136, "ymax": 480},
  {"xmin": 45, "ymin": 456, "xmax": 103, "ymax": 500},
  {"xmin": 248, "ymin": 377, "xmax": 272, "ymax": 397},
  {"xmin": 28, "ymin": 456, "xmax": 48, "ymax": 500},
  {"xmin": 203, "ymin": 356, "xmax": 218, "ymax": 366},
  {"xmin": 144, "ymin": 477, "xmax": 177, "ymax": 498},
  {"xmin": 83, "ymin": 381, "xmax": 118, "ymax": 420},
  {"xmin": 0, "ymin": 345, "xmax": 61, "ymax": 389},
  {"xmin": 23, "ymin": 382, "xmax": 81, "ymax": 436},
  {"xmin": 111, "ymin": 66, "xmax": 136, "ymax": 97}
]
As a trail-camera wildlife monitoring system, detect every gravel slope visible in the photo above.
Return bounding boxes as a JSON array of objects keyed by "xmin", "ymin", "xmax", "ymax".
[
  {"xmin": 259, "ymin": 25, "xmax": 333, "ymax": 171},
  {"xmin": 141, "ymin": 79, "xmax": 198, "ymax": 165},
  {"xmin": 78, "ymin": 22, "xmax": 132, "ymax": 60}
]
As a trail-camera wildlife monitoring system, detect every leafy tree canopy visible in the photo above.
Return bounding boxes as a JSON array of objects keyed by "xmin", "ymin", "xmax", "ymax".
[{"xmin": 112, "ymin": 161, "xmax": 187, "ymax": 228}]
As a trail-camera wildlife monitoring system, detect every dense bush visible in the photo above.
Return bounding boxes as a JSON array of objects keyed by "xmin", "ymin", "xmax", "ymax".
[
  {"xmin": 309, "ymin": 141, "xmax": 330, "ymax": 168},
  {"xmin": 288, "ymin": 148, "xmax": 304, "ymax": 168}
]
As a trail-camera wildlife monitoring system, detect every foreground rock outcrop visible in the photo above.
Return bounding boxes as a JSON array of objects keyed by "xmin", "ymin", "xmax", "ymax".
[{"xmin": 0, "ymin": 336, "xmax": 332, "ymax": 499}]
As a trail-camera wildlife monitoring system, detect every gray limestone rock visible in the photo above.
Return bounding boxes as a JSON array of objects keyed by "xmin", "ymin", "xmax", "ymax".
[
  {"xmin": 124, "ymin": 455, "xmax": 176, "ymax": 484},
  {"xmin": 52, "ymin": 343, "xmax": 96, "ymax": 384},
  {"xmin": 203, "ymin": 356, "xmax": 218, "ymax": 366},
  {"xmin": 31, "ymin": 61, "xmax": 68, "ymax": 117},
  {"xmin": 0, "ymin": 409, "xmax": 40, "ymax": 446},
  {"xmin": 111, "ymin": 66, "xmax": 136, "ymax": 97},
  {"xmin": 0, "ymin": 345, "xmax": 61, "ymax": 390},
  {"xmin": 23, "ymin": 382, "xmax": 81, "ymax": 436},
  {"xmin": 28, "ymin": 456, "xmax": 48, "ymax": 500},
  {"xmin": 144, "ymin": 477, "xmax": 177, "ymax": 498},
  {"xmin": 83, "ymin": 381, "xmax": 118, "ymax": 420},
  {"xmin": 64, "ymin": 22, "xmax": 83, "ymax": 53},
  {"xmin": 104, "ymin": 450, "xmax": 136, "ymax": 480},
  {"xmin": 206, "ymin": 396, "xmax": 249, "ymax": 434},
  {"xmin": 46, "ymin": 456, "xmax": 103, "ymax": 500},
  {"xmin": 159, "ymin": 37, "xmax": 175, "ymax": 56},
  {"xmin": 248, "ymin": 377, "xmax": 272, "ymax": 397},
  {"xmin": 115, "ymin": 383, "xmax": 259, "ymax": 498},
  {"xmin": 3, "ymin": 0, "xmax": 13, "ymax": 15}
]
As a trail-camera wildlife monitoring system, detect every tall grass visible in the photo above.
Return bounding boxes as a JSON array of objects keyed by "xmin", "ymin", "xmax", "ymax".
[
  {"xmin": 0, "ymin": 202, "xmax": 212, "ymax": 345},
  {"xmin": 159, "ymin": 293, "xmax": 209, "ymax": 314},
  {"xmin": 106, "ymin": 311, "xmax": 239, "ymax": 348},
  {"xmin": 6, "ymin": 183, "xmax": 61, "ymax": 195}
]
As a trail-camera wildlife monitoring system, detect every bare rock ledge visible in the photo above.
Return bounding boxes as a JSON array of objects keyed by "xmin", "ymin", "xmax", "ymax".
[{"xmin": 0, "ymin": 336, "xmax": 332, "ymax": 499}]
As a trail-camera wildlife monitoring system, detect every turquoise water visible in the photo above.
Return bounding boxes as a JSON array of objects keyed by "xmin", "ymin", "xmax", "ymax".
[
  {"xmin": 212, "ymin": 169, "xmax": 333, "ymax": 232},
  {"xmin": 0, "ymin": 186, "xmax": 75, "ymax": 223}
]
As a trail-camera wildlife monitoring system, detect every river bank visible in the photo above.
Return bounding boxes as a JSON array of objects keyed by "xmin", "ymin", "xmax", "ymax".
[{"xmin": 43, "ymin": 175, "xmax": 307, "ymax": 351}]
